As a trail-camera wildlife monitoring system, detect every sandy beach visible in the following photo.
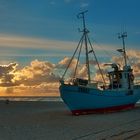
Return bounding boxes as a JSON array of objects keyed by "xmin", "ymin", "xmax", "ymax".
[{"xmin": 0, "ymin": 101, "xmax": 140, "ymax": 140}]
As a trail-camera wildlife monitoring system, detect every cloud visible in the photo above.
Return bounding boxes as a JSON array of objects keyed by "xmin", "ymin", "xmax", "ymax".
[
  {"xmin": 0, "ymin": 63, "xmax": 18, "ymax": 86},
  {"xmin": 110, "ymin": 50, "xmax": 140, "ymax": 79},
  {"xmin": 80, "ymin": 49, "xmax": 140, "ymax": 83},
  {"xmin": 0, "ymin": 34, "xmax": 120, "ymax": 58},
  {"xmin": 0, "ymin": 57, "xmax": 85, "ymax": 95},
  {"xmin": 14, "ymin": 59, "xmax": 59, "ymax": 86},
  {"xmin": 0, "ymin": 49, "xmax": 140, "ymax": 96},
  {"xmin": 126, "ymin": 50, "xmax": 140, "ymax": 79},
  {"xmin": 64, "ymin": 0, "xmax": 89, "ymax": 8},
  {"xmin": 0, "ymin": 60, "xmax": 58, "ymax": 87},
  {"xmin": 135, "ymin": 31, "xmax": 140, "ymax": 35},
  {"xmin": 0, "ymin": 34, "xmax": 77, "ymax": 51},
  {"xmin": 50, "ymin": 1, "xmax": 56, "ymax": 5},
  {"xmin": 127, "ymin": 50, "xmax": 140, "ymax": 59},
  {"xmin": 56, "ymin": 57, "xmax": 78, "ymax": 69},
  {"xmin": 80, "ymin": 2, "xmax": 89, "ymax": 8},
  {"xmin": 0, "ymin": 59, "xmax": 61, "ymax": 95}
]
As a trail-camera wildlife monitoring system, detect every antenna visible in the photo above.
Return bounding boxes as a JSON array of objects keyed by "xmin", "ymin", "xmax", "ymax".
[{"xmin": 118, "ymin": 32, "xmax": 127, "ymax": 66}]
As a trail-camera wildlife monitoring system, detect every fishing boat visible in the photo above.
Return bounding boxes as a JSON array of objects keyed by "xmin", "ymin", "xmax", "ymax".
[{"xmin": 59, "ymin": 11, "xmax": 140, "ymax": 115}]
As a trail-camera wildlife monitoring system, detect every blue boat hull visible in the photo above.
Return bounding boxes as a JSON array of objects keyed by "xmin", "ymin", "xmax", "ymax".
[{"xmin": 59, "ymin": 85, "xmax": 140, "ymax": 115}]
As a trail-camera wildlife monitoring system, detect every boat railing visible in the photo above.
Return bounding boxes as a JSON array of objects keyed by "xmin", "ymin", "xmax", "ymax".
[{"xmin": 60, "ymin": 78, "xmax": 110, "ymax": 90}]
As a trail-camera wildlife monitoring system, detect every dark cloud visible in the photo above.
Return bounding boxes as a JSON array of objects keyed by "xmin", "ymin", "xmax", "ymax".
[{"xmin": 0, "ymin": 63, "xmax": 17, "ymax": 86}]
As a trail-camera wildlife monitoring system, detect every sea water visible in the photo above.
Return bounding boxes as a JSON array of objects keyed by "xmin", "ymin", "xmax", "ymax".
[{"xmin": 0, "ymin": 96, "xmax": 62, "ymax": 102}]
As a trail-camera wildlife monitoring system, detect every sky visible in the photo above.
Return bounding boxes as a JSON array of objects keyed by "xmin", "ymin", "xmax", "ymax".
[{"xmin": 0, "ymin": 0, "xmax": 140, "ymax": 96}]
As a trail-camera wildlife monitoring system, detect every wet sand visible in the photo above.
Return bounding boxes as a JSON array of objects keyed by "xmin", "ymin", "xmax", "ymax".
[{"xmin": 0, "ymin": 101, "xmax": 140, "ymax": 140}]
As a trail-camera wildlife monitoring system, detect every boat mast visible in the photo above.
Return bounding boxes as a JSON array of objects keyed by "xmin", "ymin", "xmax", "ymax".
[
  {"xmin": 77, "ymin": 10, "xmax": 91, "ymax": 82},
  {"xmin": 118, "ymin": 32, "xmax": 127, "ymax": 66},
  {"xmin": 61, "ymin": 11, "xmax": 106, "ymax": 86}
]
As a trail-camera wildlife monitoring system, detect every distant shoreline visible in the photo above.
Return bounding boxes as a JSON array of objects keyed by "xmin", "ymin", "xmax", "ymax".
[
  {"xmin": 0, "ymin": 96, "xmax": 62, "ymax": 101},
  {"xmin": 0, "ymin": 96, "xmax": 140, "ymax": 104}
]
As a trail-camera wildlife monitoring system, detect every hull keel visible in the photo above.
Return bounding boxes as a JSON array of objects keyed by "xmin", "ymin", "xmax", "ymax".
[{"xmin": 71, "ymin": 104, "xmax": 135, "ymax": 115}]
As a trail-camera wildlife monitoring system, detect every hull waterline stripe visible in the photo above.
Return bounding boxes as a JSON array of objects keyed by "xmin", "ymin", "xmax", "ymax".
[{"xmin": 71, "ymin": 104, "xmax": 135, "ymax": 115}]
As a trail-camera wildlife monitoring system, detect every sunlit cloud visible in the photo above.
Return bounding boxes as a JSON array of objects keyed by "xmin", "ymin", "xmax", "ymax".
[
  {"xmin": 56, "ymin": 57, "xmax": 77, "ymax": 69},
  {"xmin": 13, "ymin": 59, "xmax": 59, "ymax": 86},
  {"xmin": 108, "ymin": 50, "xmax": 140, "ymax": 81},
  {"xmin": 0, "ymin": 34, "xmax": 119, "ymax": 57},
  {"xmin": 91, "ymin": 50, "xmax": 140, "ymax": 82},
  {"xmin": 0, "ymin": 34, "xmax": 140, "ymax": 96},
  {"xmin": 0, "ymin": 34, "xmax": 77, "ymax": 51},
  {"xmin": 0, "ymin": 48, "xmax": 140, "ymax": 96},
  {"xmin": 0, "ymin": 59, "xmax": 61, "ymax": 96}
]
